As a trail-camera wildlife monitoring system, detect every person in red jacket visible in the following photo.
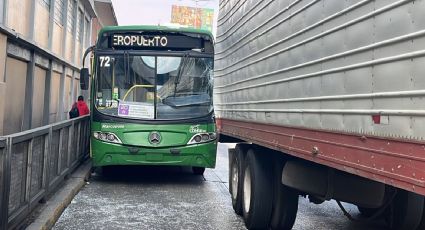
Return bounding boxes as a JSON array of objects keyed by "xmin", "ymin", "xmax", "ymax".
[{"xmin": 75, "ymin": 95, "xmax": 90, "ymax": 116}]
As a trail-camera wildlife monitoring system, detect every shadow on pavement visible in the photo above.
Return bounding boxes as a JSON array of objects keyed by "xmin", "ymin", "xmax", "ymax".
[{"xmin": 92, "ymin": 165, "xmax": 205, "ymax": 185}]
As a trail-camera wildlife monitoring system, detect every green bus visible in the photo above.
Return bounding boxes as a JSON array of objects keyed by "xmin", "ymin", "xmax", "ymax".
[{"xmin": 80, "ymin": 26, "xmax": 217, "ymax": 175}]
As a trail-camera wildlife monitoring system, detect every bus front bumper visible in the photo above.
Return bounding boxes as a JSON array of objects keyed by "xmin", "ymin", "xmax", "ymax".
[{"xmin": 91, "ymin": 139, "xmax": 217, "ymax": 168}]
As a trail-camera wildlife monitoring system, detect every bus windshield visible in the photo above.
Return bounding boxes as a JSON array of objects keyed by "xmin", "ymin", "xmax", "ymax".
[{"xmin": 95, "ymin": 54, "xmax": 214, "ymax": 120}]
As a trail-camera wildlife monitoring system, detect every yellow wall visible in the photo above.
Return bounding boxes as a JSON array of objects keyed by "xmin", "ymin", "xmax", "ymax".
[
  {"xmin": 32, "ymin": 67, "xmax": 47, "ymax": 128},
  {"xmin": 52, "ymin": 24, "xmax": 64, "ymax": 56},
  {"xmin": 3, "ymin": 57, "xmax": 27, "ymax": 135},
  {"xmin": 34, "ymin": 2, "xmax": 50, "ymax": 49},
  {"xmin": 76, "ymin": 41, "xmax": 81, "ymax": 65},
  {"xmin": 64, "ymin": 75, "xmax": 72, "ymax": 117},
  {"xmin": 49, "ymin": 71, "xmax": 61, "ymax": 123},
  {"xmin": 7, "ymin": 0, "xmax": 31, "ymax": 38},
  {"xmin": 65, "ymin": 32, "xmax": 74, "ymax": 62}
]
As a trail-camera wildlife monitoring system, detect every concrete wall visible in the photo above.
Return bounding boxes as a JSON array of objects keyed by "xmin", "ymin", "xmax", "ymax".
[
  {"xmin": 52, "ymin": 24, "xmax": 64, "ymax": 56},
  {"xmin": 0, "ymin": 0, "xmax": 116, "ymax": 136},
  {"xmin": 3, "ymin": 57, "xmax": 27, "ymax": 135},
  {"xmin": 7, "ymin": 0, "xmax": 31, "ymax": 37},
  {"xmin": 34, "ymin": 2, "xmax": 50, "ymax": 49}
]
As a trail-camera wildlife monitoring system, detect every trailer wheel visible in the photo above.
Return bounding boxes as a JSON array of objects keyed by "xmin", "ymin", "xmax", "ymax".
[
  {"xmin": 270, "ymin": 159, "xmax": 298, "ymax": 230},
  {"xmin": 385, "ymin": 189, "xmax": 424, "ymax": 230},
  {"xmin": 242, "ymin": 148, "xmax": 273, "ymax": 229},
  {"xmin": 192, "ymin": 167, "xmax": 205, "ymax": 175},
  {"xmin": 416, "ymin": 200, "xmax": 425, "ymax": 230},
  {"xmin": 357, "ymin": 206, "xmax": 380, "ymax": 218},
  {"xmin": 229, "ymin": 145, "xmax": 245, "ymax": 215}
]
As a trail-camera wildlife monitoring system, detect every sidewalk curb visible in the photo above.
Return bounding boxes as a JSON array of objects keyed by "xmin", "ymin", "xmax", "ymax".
[{"xmin": 26, "ymin": 161, "xmax": 92, "ymax": 230}]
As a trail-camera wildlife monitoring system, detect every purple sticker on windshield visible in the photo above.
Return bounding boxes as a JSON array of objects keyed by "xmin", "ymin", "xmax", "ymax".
[{"xmin": 118, "ymin": 104, "xmax": 129, "ymax": 115}]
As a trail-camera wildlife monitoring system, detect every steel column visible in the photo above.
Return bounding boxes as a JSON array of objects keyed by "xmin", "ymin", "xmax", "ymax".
[
  {"xmin": 0, "ymin": 138, "xmax": 11, "ymax": 230},
  {"xmin": 23, "ymin": 51, "xmax": 35, "ymax": 130}
]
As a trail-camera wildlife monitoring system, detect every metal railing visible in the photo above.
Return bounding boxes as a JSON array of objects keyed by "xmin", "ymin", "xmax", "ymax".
[{"xmin": 0, "ymin": 115, "xmax": 90, "ymax": 230}]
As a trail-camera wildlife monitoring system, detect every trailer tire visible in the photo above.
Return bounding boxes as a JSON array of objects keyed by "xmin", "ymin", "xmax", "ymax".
[
  {"xmin": 417, "ymin": 200, "xmax": 425, "ymax": 230},
  {"xmin": 385, "ymin": 190, "xmax": 424, "ymax": 230},
  {"xmin": 242, "ymin": 148, "xmax": 273, "ymax": 229},
  {"xmin": 229, "ymin": 145, "xmax": 245, "ymax": 215},
  {"xmin": 357, "ymin": 206, "xmax": 380, "ymax": 218},
  {"xmin": 270, "ymin": 159, "xmax": 298, "ymax": 230}
]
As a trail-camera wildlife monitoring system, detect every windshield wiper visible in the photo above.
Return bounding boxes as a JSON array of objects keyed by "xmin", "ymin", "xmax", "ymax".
[{"xmin": 162, "ymin": 93, "xmax": 211, "ymax": 108}]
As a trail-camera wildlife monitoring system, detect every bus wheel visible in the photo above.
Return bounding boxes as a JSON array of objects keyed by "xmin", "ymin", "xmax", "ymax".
[
  {"xmin": 229, "ymin": 145, "xmax": 245, "ymax": 215},
  {"xmin": 242, "ymin": 148, "xmax": 273, "ymax": 229},
  {"xmin": 101, "ymin": 166, "xmax": 113, "ymax": 177},
  {"xmin": 270, "ymin": 158, "xmax": 298, "ymax": 230},
  {"xmin": 192, "ymin": 167, "xmax": 205, "ymax": 175},
  {"xmin": 385, "ymin": 189, "xmax": 424, "ymax": 230}
]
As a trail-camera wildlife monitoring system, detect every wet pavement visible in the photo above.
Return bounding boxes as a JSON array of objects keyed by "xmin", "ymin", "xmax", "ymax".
[{"xmin": 54, "ymin": 143, "xmax": 387, "ymax": 230}]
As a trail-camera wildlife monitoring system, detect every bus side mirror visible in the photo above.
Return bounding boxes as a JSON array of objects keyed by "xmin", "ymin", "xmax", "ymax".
[{"xmin": 80, "ymin": 68, "xmax": 90, "ymax": 90}]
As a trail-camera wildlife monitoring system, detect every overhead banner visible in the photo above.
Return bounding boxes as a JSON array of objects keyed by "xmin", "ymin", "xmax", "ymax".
[{"xmin": 171, "ymin": 5, "xmax": 214, "ymax": 32}]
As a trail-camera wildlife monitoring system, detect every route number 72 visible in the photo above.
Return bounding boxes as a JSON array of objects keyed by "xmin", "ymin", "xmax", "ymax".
[{"xmin": 99, "ymin": 56, "xmax": 111, "ymax": 67}]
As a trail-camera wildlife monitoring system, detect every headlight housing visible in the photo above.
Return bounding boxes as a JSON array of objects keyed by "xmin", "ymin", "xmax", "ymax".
[
  {"xmin": 93, "ymin": 131, "xmax": 122, "ymax": 144},
  {"xmin": 188, "ymin": 132, "xmax": 217, "ymax": 145}
]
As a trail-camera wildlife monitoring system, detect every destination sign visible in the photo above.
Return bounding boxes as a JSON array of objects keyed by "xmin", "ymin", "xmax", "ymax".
[
  {"xmin": 109, "ymin": 33, "xmax": 204, "ymax": 50},
  {"xmin": 112, "ymin": 35, "xmax": 168, "ymax": 47}
]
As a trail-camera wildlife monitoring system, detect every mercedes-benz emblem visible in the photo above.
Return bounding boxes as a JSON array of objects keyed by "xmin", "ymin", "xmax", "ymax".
[{"xmin": 148, "ymin": 132, "xmax": 161, "ymax": 145}]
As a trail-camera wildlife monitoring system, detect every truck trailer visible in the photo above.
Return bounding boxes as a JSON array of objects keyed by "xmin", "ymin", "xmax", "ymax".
[{"xmin": 214, "ymin": 0, "xmax": 425, "ymax": 229}]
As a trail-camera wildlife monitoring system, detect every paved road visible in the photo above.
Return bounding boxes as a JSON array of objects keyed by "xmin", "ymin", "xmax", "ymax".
[{"xmin": 54, "ymin": 143, "xmax": 387, "ymax": 230}]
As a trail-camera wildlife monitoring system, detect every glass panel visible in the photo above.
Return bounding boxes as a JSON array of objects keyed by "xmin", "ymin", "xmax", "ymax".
[
  {"xmin": 95, "ymin": 55, "xmax": 156, "ymax": 119},
  {"xmin": 54, "ymin": 0, "xmax": 65, "ymax": 25},
  {"xmin": 95, "ymin": 54, "xmax": 213, "ymax": 120},
  {"xmin": 156, "ymin": 56, "xmax": 213, "ymax": 119}
]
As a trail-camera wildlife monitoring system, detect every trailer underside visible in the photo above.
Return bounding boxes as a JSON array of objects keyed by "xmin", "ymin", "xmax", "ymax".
[{"xmin": 217, "ymin": 118, "xmax": 425, "ymax": 197}]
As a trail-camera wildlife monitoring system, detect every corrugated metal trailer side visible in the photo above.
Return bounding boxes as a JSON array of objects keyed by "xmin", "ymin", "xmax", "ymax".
[{"xmin": 215, "ymin": 0, "xmax": 425, "ymax": 229}]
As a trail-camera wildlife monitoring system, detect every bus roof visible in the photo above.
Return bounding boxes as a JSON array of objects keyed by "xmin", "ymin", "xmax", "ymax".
[{"xmin": 98, "ymin": 25, "xmax": 214, "ymax": 40}]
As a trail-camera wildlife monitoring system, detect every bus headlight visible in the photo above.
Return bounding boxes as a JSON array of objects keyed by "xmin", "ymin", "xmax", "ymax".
[
  {"xmin": 93, "ymin": 131, "xmax": 122, "ymax": 144},
  {"xmin": 188, "ymin": 132, "xmax": 217, "ymax": 145}
]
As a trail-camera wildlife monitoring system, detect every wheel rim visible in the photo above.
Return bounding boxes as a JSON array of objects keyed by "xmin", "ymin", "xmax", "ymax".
[
  {"xmin": 231, "ymin": 160, "xmax": 239, "ymax": 200},
  {"xmin": 243, "ymin": 165, "xmax": 252, "ymax": 213}
]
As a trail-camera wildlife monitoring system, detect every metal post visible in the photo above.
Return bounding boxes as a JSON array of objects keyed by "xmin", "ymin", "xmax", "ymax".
[
  {"xmin": 44, "ymin": 127, "xmax": 53, "ymax": 193},
  {"xmin": 2, "ymin": 0, "xmax": 8, "ymax": 26},
  {"xmin": 61, "ymin": 0, "xmax": 69, "ymax": 58},
  {"xmin": 28, "ymin": 0, "xmax": 36, "ymax": 40},
  {"xmin": 67, "ymin": 123, "xmax": 73, "ymax": 170},
  {"xmin": 24, "ymin": 139, "xmax": 34, "ymax": 212},
  {"xmin": 0, "ymin": 138, "xmax": 12, "ymax": 230},
  {"xmin": 58, "ymin": 65, "xmax": 65, "ymax": 121},
  {"xmin": 48, "ymin": 0, "xmax": 56, "ymax": 50},
  {"xmin": 75, "ymin": 121, "xmax": 81, "ymax": 160},
  {"xmin": 23, "ymin": 51, "xmax": 35, "ymax": 130},
  {"xmin": 57, "ymin": 128, "xmax": 63, "ymax": 175},
  {"xmin": 72, "ymin": 1, "xmax": 78, "ymax": 64},
  {"xmin": 43, "ymin": 61, "xmax": 53, "ymax": 126}
]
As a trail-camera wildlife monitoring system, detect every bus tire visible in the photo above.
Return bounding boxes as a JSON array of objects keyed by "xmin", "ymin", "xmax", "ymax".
[
  {"xmin": 101, "ymin": 166, "xmax": 113, "ymax": 177},
  {"xmin": 385, "ymin": 189, "xmax": 424, "ymax": 230},
  {"xmin": 230, "ymin": 145, "xmax": 245, "ymax": 215},
  {"xmin": 242, "ymin": 148, "xmax": 273, "ymax": 229},
  {"xmin": 270, "ymin": 158, "xmax": 298, "ymax": 230},
  {"xmin": 192, "ymin": 167, "xmax": 205, "ymax": 175}
]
